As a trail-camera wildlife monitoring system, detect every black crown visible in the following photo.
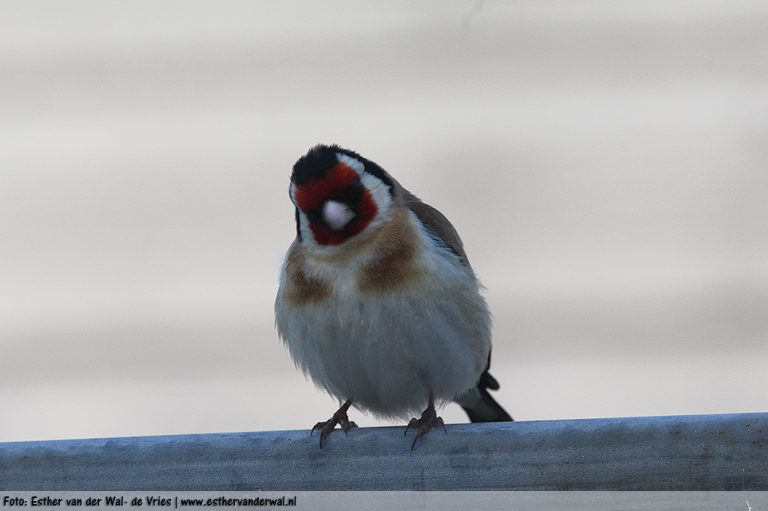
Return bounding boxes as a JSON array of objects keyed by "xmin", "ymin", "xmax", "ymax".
[{"xmin": 291, "ymin": 144, "xmax": 394, "ymax": 191}]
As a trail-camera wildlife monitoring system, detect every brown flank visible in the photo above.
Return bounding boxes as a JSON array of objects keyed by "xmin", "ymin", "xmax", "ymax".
[
  {"xmin": 285, "ymin": 245, "xmax": 331, "ymax": 305},
  {"xmin": 358, "ymin": 208, "xmax": 420, "ymax": 293}
]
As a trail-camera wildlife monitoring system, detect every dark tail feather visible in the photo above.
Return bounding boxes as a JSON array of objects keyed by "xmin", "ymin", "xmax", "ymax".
[{"xmin": 456, "ymin": 371, "xmax": 513, "ymax": 423}]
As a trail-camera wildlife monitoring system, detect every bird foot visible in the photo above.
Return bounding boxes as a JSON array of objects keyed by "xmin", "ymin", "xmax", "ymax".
[
  {"xmin": 404, "ymin": 399, "xmax": 446, "ymax": 450},
  {"xmin": 310, "ymin": 399, "xmax": 357, "ymax": 448}
]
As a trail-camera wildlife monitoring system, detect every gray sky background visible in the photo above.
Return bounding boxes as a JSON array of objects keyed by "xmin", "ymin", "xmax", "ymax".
[{"xmin": 1, "ymin": 0, "xmax": 766, "ymax": 441}]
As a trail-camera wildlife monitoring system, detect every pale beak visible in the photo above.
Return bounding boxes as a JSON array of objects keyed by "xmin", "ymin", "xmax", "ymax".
[{"xmin": 322, "ymin": 200, "xmax": 355, "ymax": 231}]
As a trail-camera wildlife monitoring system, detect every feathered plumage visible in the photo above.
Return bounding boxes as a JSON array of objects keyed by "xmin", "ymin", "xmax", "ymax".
[{"xmin": 275, "ymin": 144, "xmax": 511, "ymax": 447}]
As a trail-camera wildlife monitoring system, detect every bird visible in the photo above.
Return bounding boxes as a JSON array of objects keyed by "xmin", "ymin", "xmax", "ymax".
[{"xmin": 275, "ymin": 144, "xmax": 512, "ymax": 449}]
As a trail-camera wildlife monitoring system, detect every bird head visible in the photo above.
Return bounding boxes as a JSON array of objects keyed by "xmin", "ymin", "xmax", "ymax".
[{"xmin": 290, "ymin": 145, "xmax": 395, "ymax": 248}]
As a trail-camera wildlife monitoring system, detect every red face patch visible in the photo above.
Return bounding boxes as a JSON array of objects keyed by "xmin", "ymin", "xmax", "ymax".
[
  {"xmin": 294, "ymin": 162, "xmax": 358, "ymax": 212},
  {"xmin": 294, "ymin": 162, "xmax": 379, "ymax": 246}
]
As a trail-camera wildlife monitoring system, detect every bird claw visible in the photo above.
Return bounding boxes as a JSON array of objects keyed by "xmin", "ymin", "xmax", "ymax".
[
  {"xmin": 404, "ymin": 402, "xmax": 446, "ymax": 450},
  {"xmin": 309, "ymin": 400, "xmax": 356, "ymax": 448}
]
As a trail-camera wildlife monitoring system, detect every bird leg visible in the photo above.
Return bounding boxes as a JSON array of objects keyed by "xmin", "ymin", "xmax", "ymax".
[
  {"xmin": 310, "ymin": 399, "xmax": 357, "ymax": 448},
  {"xmin": 404, "ymin": 394, "xmax": 446, "ymax": 450}
]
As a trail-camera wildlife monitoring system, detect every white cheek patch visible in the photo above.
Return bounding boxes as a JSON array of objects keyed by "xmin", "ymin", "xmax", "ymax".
[
  {"xmin": 322, "ymin": 200, "xmax": 355, "ymax": 231},
  {"xmin": 336, "ymin": 153, "xmax": 365, "ymax": 173},
  {"xmin": 360, "ymin": 172, "xmax": 392, "ymax": 218}
]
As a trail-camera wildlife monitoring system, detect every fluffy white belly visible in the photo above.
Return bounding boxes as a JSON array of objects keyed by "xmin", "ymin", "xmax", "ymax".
[{"xmin": 276, "ymin": 256, "xmax": 491, "ymax": 419}]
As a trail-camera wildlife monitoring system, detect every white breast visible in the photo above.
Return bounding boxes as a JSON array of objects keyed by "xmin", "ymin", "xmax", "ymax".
[{"xmin": 275, "ymin": 212, "xmax": 491, "ymax": 419}]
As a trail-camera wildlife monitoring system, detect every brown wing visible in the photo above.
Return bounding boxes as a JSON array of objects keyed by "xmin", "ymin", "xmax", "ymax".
[
  {"xmin": 366, "ymin": 161, "xmax": 471, "ymax": 268},
  {"xmin": 397, "ymin": 186, "xmax": 472, "ymax": 269}
]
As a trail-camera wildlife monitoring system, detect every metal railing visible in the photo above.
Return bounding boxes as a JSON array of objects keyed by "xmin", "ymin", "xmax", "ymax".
[{"xmin": 1, "ymin": 413, "xmax": 766, "ymax": 490}]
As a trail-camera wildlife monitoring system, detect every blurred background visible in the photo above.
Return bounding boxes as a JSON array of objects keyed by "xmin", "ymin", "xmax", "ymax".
[{"xmin": 1, "ymin": 0, "xmax": 767, "ymax": 442}]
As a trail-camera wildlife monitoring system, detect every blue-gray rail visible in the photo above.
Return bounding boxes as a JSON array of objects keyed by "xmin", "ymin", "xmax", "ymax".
[{"xmin": 1, "ymin": 413, "xmax": 766, "ymax": 490}]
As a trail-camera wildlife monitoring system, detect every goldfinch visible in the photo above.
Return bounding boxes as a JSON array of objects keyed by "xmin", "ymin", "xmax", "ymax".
[{"xmin": 275, "ymin": 144, "xmax": 511, "ymax": 449}]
